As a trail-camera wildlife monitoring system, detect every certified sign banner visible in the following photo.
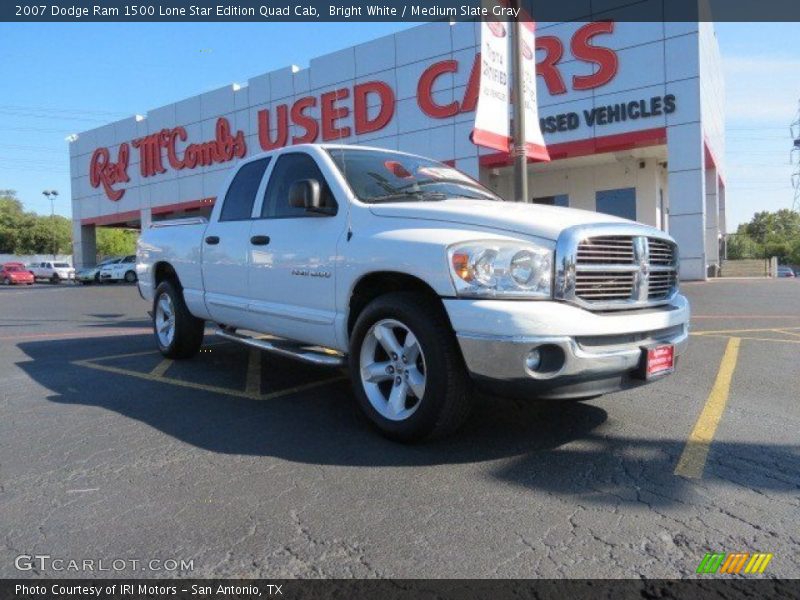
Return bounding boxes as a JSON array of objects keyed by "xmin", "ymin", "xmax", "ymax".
[
  {"xmin": 471, "ymin": 19, "xmax": 511, "ymax": 153},
  {"xmin": 519, "ymin": 20, "xmax": 550, "ymax": 161}
]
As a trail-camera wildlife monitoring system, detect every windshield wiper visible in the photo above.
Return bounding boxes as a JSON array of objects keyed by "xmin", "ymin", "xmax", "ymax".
[{"xmin": 368, "ymin": 190, "xmax": 448, "ymax": 203}]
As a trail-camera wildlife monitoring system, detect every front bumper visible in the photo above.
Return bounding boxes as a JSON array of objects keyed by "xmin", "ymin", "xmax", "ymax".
[{"xmin": 445, "ymin": 294, "xmax": 690, "ymax": 400}]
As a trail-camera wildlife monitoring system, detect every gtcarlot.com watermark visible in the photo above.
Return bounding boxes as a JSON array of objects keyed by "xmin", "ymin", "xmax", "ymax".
[{"xmin": 15, "ymin": 554, "xmax": 194, "ymax": 573}]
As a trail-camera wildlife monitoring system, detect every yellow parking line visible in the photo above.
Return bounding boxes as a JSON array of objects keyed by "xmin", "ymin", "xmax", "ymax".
[
  {"xmin": 72, "ymin": 358, "xmax": 344, "ymax": 401},
  {"xmin": 149, "ymin": 358, "xmax": 173, "ymax": 377},
  {"xmin": 674, "ymin": 337, "xmax": 741, "ymax": 479},
  {"xmin": 692, "ymin": 326, "xmax": 800, "ymax": 336},
  {"xmin": 245, "ymin": 349, "xmax": 261, "ymax": 395},
  {"xmin": 82, "ymin": 342, "xmax": 228, "ymax": 364},
  {"xmin": 694, "ymin": 333, "xmax": 800, "ymax": 345}
]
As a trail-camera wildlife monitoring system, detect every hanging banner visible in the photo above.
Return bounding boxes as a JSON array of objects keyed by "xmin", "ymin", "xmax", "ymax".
[
  {"xmin": 471, "ymin": 19, "xmax": 511, "ymax": 153},
  {"xmin": 518, "ymin": 20, "xmax": 550, "ymax": 161}
]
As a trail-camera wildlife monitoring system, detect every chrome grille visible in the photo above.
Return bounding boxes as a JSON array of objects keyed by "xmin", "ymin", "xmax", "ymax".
[
  {"xmin": 576, "ymin": 236, "xmax": 635, "ymax": 265},
  {"xmin": 574, "ymin": 271, "xmax": 636, "ymax": 301},
  {"xmin": 556, "ymin": 227, "xmax": 679, "ymax": 311}
]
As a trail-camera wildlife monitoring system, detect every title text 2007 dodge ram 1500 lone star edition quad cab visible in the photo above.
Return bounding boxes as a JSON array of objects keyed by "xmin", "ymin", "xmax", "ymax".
[{"xmin": 137, "ymin": 144, "xmax": 690, "ymax": 441}]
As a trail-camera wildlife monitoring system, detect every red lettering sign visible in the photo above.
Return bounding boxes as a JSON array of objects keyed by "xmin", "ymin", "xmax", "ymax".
[
  {"xmin": 538, "ymin": 21, "xmax": 618, "ymax": 95},
  {"xmin": 88, "ymin": 21, "xmax": 619, "ymax": 201},
  {"xmin": 89, "ymin": 144, "xmax": 130, "ymax": 201},
  {"xmin": 570, "ymin": 21, "xmax": 619, "ymax": 91},
  {"xmin": 132, "ymin": 117, "xmax": 246, "ymax": 179}
]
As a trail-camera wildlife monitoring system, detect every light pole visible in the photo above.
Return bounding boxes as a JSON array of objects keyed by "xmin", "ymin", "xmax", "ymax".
[
  {"xmin": 510, "ymin": 0, "xmax": 528, "ymax": 203},
  {"xmin": 42, "ymin": 190, "xmax": 58, "ymax": 259}
]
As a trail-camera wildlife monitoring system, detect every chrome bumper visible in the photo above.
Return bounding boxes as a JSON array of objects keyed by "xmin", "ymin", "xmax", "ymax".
[{"xmin": 456, "ymin": 324, "xmax": 689, "ymax": 400}]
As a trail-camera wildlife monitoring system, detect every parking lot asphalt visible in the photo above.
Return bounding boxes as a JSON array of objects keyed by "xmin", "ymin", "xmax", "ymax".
[{"xmin": 0, "ymin": 280, "xmax": 798, "ymax": 579}]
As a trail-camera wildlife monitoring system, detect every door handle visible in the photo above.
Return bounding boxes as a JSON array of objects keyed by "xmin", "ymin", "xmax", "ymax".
[
  {"xmin": 250, "ymin": 235, "xmax": 270, "ymax": 246},
  {"xmin": 205, "ymin": 236, "xmax": 220, "ymax": 245}
]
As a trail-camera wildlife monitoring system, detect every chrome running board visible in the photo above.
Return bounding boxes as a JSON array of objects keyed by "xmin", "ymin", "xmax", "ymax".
[{"xmin": 214, "ymin": 327, "xmax": 345, "ymax": 367}]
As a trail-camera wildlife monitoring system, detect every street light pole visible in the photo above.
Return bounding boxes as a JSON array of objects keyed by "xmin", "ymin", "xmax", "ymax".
[
  {"xmin": 510, "ymin": 1, "xmax": 529, "ymax": 203},
  {"xmin": 42, "ymin": 190, "xmax": 58, "ymax": 259}
]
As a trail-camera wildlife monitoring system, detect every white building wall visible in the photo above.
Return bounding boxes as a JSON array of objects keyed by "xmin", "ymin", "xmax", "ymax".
[
  {"xmin": 486, "ymin": 158, "xmax": 663, "ymax": 228},
  {"xmin": 69, "ymin": 16, "xmax": 720, "ymax": 278}
]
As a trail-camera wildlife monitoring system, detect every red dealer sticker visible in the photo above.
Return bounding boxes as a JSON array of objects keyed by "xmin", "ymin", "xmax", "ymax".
[{"xmin": 645, "ymin": 345, "xmax": 675, "ymax": 379}]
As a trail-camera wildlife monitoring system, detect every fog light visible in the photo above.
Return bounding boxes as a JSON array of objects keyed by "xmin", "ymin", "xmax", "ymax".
[{"xmin": 525, "ymin": 349, "xmax": 542, "ymax": 372}]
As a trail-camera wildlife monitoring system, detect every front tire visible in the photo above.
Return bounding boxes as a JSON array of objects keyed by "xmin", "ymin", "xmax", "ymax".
[
  {"xmin": 348, "ymin": 292, "xmax": 472, "ymax": 442},
  {"xmin": 51, "ymin": 274, "xmax": 60, "ymax": 284},
  {"xmin": 3, "ymin": 277, "xmax": 10, "ymax": 286},
  {"xmin": 153, "ymin": 280, "xmax": 204, "ymax": 359}
]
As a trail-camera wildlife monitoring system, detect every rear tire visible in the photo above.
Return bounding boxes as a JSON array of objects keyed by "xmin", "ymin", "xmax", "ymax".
[
  {"xmin": 348, "ymin": 292, "xmax": 472, "ymax": 442},
  {"xmin": 124, "ymin": 270, "xmax": 137, "ymax": 284},
  {"xmin": 51, "ymin": 274, "xmax": 60, "ymax": 284},
  {"xmin": 2, "ymin": 277, "xmax": 10, "ymax": 286},
  {"xmin": 153, "ymin": 280, "xmax": 204, "ymax": 359}
]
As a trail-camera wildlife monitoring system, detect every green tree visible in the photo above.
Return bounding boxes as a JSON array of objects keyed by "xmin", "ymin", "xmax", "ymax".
[
  {"xmin": 735, "ymin": 209, "xmax": 800, "ymax": 264},
  {"xmin": 96, "ymin": 227, "xmax": 137, "ymax": 258}
]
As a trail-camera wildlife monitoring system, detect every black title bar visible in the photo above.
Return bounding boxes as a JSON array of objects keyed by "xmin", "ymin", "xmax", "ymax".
[
  {"xmin": 5, "ymin": 0, "xmax": 800, "ymax": 22},
  {"xmin": 4, "ymin": 579, "xmax": 800, "ymax": 600}
]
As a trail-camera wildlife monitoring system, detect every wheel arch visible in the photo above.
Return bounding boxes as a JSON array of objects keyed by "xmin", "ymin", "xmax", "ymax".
[
  {"xmin": 346, "ymin": 271, "xmax": 453, "ymax": 338},
  {"xmin": 153, "ymin": 261, "xmax": 182, "ymax": 290}
]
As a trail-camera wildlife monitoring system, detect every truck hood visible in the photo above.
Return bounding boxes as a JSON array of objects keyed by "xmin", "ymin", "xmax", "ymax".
[{"xmin": 368, "ymin": 199, "xmax": 635, "ymax": 241}]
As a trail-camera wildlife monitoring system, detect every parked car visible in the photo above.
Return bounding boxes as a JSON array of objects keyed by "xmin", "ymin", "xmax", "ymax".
[
  {"xmin": 28, "ymin": 261, "xmax": 75, "ymax": 283},
  {"xmin": 76, "ymin": 257, "xmax": 123, "ymax": 284},
  {"xmin": 1, "ymin": 262, "xmax": 35, "ymax": 285},
  {"xmin": 137, "ymin": 144, "xmax": 690, "ymax": 441},
  {"xmin": 98, "ymin": 255, "xmax": 137, "ymax": 283},
  {"xmin": 777, "ymin": 266, "xmax": 795, "ymax": 278}
]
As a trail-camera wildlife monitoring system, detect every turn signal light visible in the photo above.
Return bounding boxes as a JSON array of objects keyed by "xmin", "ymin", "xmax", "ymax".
[{"xmin": 452, "ymin": 252, "xmax": 472, "ymax": 281}]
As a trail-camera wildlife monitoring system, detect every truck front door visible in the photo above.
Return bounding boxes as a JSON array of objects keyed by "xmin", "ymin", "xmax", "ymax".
[{"xmin": 246, "ymin": 151, "xmax": 346, "ymax": 349}]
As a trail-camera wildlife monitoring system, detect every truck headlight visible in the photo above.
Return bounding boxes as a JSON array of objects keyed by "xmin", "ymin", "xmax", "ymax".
[{"xmin": 448, "ymin": 241, "xmax": 553, "ymax": 298}]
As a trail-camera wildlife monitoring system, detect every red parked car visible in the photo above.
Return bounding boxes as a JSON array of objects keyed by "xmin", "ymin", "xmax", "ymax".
[{"xmin": 1, "ymin": 262, "xmax": 35, "ymax": 285}]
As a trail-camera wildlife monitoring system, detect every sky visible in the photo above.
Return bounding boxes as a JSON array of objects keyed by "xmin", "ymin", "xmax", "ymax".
[{"xmin": 0, "ymin": 21, "xmax": 798, "ymax": 229}]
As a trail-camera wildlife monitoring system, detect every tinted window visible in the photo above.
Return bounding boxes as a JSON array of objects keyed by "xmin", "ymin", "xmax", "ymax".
[
  {"xmin": 532, "ymin": 195, "xmax": 569, "ymax": 207},
  {"xmin": 123, "ymin": 256, "xmax": 135, "ymax": 263},
  {"xmin": 596, "ymin": 188, "xmax": 637, "ymax": 221},
  {"xmin": 219, "ymin": 158, "xmax": 270, "ymax": 221},
  {"xmin": 262, "ymin": 153, "xmax": 336, "ymax": 218}
]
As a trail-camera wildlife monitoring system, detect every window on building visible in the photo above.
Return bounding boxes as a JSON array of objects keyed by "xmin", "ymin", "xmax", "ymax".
[
  {"xmin": 261, "ymin": 153, "xmax": 336, "ymax": 218},
  {"xmin": 532, "ymin": 195, "xmax": 569, "ymax": 208},
  {"xmin": 596, "ymin": 187, "xmax": 637, "ymax": 221},
  {"xmin": 219, "ymin": 158, "xmax": 270, "ymax": 221}
]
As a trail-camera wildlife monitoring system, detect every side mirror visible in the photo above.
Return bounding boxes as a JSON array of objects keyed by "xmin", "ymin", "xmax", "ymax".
[{"xmin": 288, "ymin": 178, "xmax": 335, "ymax": 216}]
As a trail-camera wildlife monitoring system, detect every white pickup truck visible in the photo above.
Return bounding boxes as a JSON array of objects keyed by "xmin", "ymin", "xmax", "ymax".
[
  {"xmin": 137, "ymin": 144, "xmax": 689, "ymax": 441},
  {"xmin": 28, "ymin": 261, "xmax": 75, "ymax": 283}
]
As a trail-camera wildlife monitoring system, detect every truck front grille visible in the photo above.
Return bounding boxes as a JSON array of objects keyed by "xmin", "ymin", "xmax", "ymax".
[{"xmin": 557, "ymin": 229, "xmax": 679, "ymax": 311}]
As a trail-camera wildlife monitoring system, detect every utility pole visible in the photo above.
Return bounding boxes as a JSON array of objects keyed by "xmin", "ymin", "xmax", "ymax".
[
  {"xmin": 791, "ymin": 100, "xmax": 800, "ymax": 213},
  {"xmin": 42, "ymin": 189, "xmax": 58, "ymax": 259},
  {"xmin": 510, "ymin": 0, "xmax": 528, "ymax": 203}
]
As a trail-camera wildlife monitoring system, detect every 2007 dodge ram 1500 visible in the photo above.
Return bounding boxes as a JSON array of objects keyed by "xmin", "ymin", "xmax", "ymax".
[{"xmin": 137, "ymin": 144, "xmax": 690, "ymax": 441}]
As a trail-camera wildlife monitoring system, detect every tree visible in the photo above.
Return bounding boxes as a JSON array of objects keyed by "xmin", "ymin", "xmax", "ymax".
[
  {"xmin": 0, "ymin": 189, "xmax": 72, "ymax": 255},
  {"xmin": 96, "ymin": 227, "xmax": 137, "ymax": 258},
  {"xmin": 734, "ymin": 209, "xmax": 800, "ymax": 264}
]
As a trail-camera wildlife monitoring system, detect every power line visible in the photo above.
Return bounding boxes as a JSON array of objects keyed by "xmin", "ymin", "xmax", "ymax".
[
  {"xmin": 0, "ymin": 103, "xmax": 127, "ymax": 117},
  {"xmin": 0, "ymin": 109, "xmax": 110, "ymax": 123}
]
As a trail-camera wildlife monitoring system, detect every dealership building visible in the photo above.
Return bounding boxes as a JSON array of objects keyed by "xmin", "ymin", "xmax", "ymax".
[{"xmin": 69, "ymin": 19, "xmax": 725, "ymax": 280}]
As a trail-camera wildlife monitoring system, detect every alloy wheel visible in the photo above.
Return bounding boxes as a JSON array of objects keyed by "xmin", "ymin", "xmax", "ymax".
[{"xmin": 359, "ymin": 318, "xmax": 427, "ymax": 421}]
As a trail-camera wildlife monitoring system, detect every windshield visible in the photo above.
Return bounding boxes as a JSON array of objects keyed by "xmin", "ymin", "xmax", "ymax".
[
  {"xmin": 54, "ymin": 263, "xmax": 71, "ymax": 268},
  {"xmin": 4, "ymin": 266, "xmax": 22, "ymax": 272},
  {"xmin": 327, "ymin": 148, "xmax": 502, "ymax": 203}
]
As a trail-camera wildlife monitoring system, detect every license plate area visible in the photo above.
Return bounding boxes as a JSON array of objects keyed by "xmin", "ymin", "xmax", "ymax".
[{"xmin": 635, "ymin": 344, "xmax": 675, "ymax": 380}]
